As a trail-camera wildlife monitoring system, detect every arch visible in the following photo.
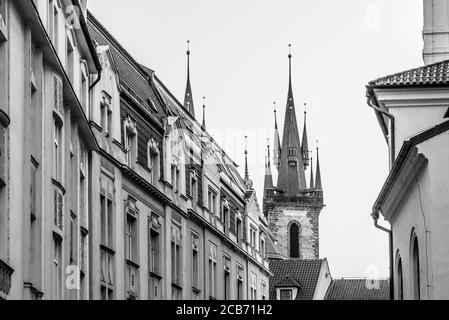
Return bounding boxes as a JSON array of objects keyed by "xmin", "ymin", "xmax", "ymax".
[
  {"xmin": 410, "ymin": 230, "xmax": 421, "ymax": 300},
  {"xmin": 288, "ymin": 221, "xmax": 301, "ymax": 259},
  {"xmin": 395, "ymin": 250, "xmax": 404, "ymax": 300}
]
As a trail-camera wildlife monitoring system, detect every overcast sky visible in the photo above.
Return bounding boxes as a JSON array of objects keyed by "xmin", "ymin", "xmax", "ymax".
[{"xmin": 89, "ymin": 0, "xmax": 423, "ymax": 278}]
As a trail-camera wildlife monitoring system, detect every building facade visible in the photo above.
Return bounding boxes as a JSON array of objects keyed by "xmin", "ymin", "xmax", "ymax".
[
  {"xmin": 366, "ymin": 0, "xmax": 449, "ymax": 300},
  {"xmin": 0, "ymin": 0, "xmax": 271, "ymax": 300}
]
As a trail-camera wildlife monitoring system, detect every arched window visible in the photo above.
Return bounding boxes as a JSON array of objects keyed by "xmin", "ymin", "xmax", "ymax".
[
  {"xmin": 289, "ymin": 222, "xmax": 301, "ymax": 259},
  {"xmin": 396, "ymin": 253, "xmax": 404, "ymax": 300},
  {"xmin": 411, "ymin": 234, "xmax": 421, "ymax": 300}
]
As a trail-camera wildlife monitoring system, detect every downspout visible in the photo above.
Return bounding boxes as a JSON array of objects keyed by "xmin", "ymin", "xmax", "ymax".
[{"xmin": 372, "ymin": 211, "xmax": 394, "ymax": 301}]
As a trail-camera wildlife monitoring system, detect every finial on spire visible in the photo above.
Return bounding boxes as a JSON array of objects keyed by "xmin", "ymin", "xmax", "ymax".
[
  {"xmin": 309, "ymin": 151, "xmax": 315, "ymax": 189},
  {"xmin": 267, "ymin": 138, "xmax": 271, "ymax": 167},
  {"xmin": 274, "ymin": 102, "xmax": 278, "ymax": 129},
  {"xmin": 302, "ymin": 103, "xmax": 310, "ymax": 170},
  {"xmin": 201, "ymin": 96, "xmax": 206, "ymax": 131},
  {"xmin": 304, "ymin": 102, "xmax": 307, "ymax": 114},
  {"xmin": 244, "ymin": 136, "xmax": 253, "ymax": 189},
  {"xmin": 187, "ymin": 40, "xmax": 190, "ymax": 56},
  {"xmin": 288, "ymin": 43, "xmax": 292, "ymax": 59},
  {"xmin": 184, "ymin": 40, "xmax": 195, "ymax": 117},
  {"xmin": 315, "ymin": 141, "xmax": 322, "ymax": 191}
]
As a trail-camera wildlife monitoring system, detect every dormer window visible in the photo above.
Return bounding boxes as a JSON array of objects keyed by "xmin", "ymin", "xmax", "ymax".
[
  {"xmin": 280, "ymin": 289, "xmax": 293, "ymax": 300},
  {"xmin": 124, "ymin": 116, "xmax": 137, "ymax": 167}
]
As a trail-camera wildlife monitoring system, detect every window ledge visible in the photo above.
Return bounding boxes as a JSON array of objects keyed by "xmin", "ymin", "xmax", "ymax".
[
  {"xmin": 192, "ymin": 287, "xmax": 201, "ymax": 294},
  {"xmin": 126, "ymin": 259, "xmax": 140, "ymax": 269},
  {"xmin": 172, "ymin": 282, "xmax": 183, "ymax": 291},
  {"xmin": 150, "ymin": 271, "xmax": 162, "ymax": 280}
]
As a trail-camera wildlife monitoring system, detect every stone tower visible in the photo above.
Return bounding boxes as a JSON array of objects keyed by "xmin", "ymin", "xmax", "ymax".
[{"xmin": 263, "ymin": 46, "xmax": 324, "ymax": 260}]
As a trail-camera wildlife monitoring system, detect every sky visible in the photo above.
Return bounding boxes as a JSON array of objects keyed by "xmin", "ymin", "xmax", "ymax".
[{"xmin": 88, "ymin": 0, "xmax": 424, "ymax": 278}]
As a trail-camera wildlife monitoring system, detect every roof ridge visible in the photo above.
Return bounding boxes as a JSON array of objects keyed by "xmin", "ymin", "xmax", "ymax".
[{"xmin": 87, "ymin": 10, "xmax": 151, "ymax": 81}]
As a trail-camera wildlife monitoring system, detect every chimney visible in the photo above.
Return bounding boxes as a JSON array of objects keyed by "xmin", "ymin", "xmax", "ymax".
[{"xmin": 423, "ymin": 0, "xmax": 449, "ymax": 65}]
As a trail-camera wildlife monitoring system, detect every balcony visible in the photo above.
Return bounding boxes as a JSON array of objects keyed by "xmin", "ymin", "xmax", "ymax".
[{"xmin": 0, "ymin": 260, "xmax": 14, "ymax": 298}]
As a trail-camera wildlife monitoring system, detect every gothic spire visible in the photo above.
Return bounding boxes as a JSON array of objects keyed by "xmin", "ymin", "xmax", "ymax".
[
  {"xmin": 302, "ymin": 103, "xmax": 310, "ymax": 170},
  {"xmin": 264, "ymin": 139, "xmax": 274, "ymax": 193},
  {"xmin": 273, "ymin": 102, "xmax": 282, "ymax": 172},
  {"xmin": 277, "ymin": 44, "xmax": 307, "ymax": 196},
  {"xmin": 244, "ymin": 136, "xmax": 253, "ymax": 189},
  {"xmin": 309, "ymin": 152, "xmax": 314, "ymax": 189},
  {"xmin": 201, "ymin": 96, "xmax": 206, "ymax": 131},
  {"xmin": 315, "ymin": 142, "xmax": 322, "ymax": 190},
  {"xmin": 184, "ymin": 40, "xmax": 195, "ymax": 117}
]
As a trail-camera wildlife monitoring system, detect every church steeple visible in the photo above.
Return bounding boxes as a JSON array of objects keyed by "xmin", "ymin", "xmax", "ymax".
[
  {"xmin": 315, "ymin": 143, "xmax": 322, "ymax": 191},
  {"xmin": 302, "ymin": 103, "xmax": 310, "ymax": 170},
  {"xmin": 264, "ymin": 140, "xmax": 274, "ymax": 193},
  {"xmin": 184, "ymin": 40, "xmax": 195, "ymax": 117},
  {"xmin": 277, "ymin": 44, "xmax": 307, "ymax": 196},
  {"xmin": 273, "ymin": 102, "xmax": 282, "ymax": 172}
]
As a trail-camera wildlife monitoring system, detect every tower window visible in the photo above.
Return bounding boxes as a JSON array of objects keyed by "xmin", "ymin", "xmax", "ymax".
[{"xmin": 289, "ymin": 222, "xmax": 301, "ymax": 259}]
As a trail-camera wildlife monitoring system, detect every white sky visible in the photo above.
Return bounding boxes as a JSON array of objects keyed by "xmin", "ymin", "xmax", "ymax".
[{"xmin": 88, "ymin": 0, "xmax": 424, "ymax": 278}]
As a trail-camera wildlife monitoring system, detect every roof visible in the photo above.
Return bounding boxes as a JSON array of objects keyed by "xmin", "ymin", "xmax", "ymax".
[
  {"xmin": 87, "ymin": 12, "xmax": 167, "ymax": 123},
  {"xmin": 368, "ymin": 59, "xmax": 449, "ymax": 87},
  {"xmin": 275, "ymin": 275, "xmax": 302, "ymax": 288},
  {"xmin": 269, "ymin": 259, "xmax": 324, "ymax": 300},
  {"xmin": 325, "ymin": 279, "xmax": 390, "ymax": 300}
]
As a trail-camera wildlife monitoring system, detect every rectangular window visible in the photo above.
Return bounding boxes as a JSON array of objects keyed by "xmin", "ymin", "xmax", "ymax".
[
  {"xmin": 66, "ymin": 36, "xmax": 74, "ymax": 82},
  {"xmin": 250, "ymin": 273, "xmax": 257, "ymax": 300},
  {"xmin": 208, "ymin": 242, "xmax": 217, "ymax": 299},
  {"xmin": 191, "ymin": 174, "xmax": 197, "ymax": 201},
  {"xmin": 280, "ymin": 289, "xmax": 293, "ymax": 300},
  {"xmin": 192, "ymin": 234, "xmax": 200, "ymax": 290},
  {"xmin": 80, "ymin": 64, "xmax": 88, "ymax": 112},
  {"xmin": 237, "ymin": 266, "xmax": 244, "ymax": 300},
  {"xmin": 69, "ymin": 212, "xmax": 77, "ymax": 264},
  {"xmin": 148, "ymin": 148, "xmax": 159, "ymax": 185},
  {"xmin": 261, "ymin": 281, "xmax": 267, "ymax": 300},
  {"xmin": 236, "ymin": 218, "xmax": 242, "ymax": 243},
  {"xmin": 171, "ymin": 224, "xmax": 182, "ymax": 286},
  {"xmin": 100, "ymin": 95, "xmax": 113, "ymax": 135},
  {"xmin": 52, "ymin": 236, "xmax": 62, "ymax": 300},
  {"xmin": 125, "ymin": 213, "xmax": 138, "ymax": 263},
  {"xmin": 79, "ymin": 231, "xmax": 88, "ymax": 300},
  {"xmin": 100, "ymin": 174, "xmax": 114, "ymax": 248},
  {"xmin": 53, "ymin": 189, "xmax": 63, "ymax": 230},
  {"xmin": 260, "ymin": 235, "xmax": 266, "ymax": 257},
  {"xmin": 208, "ymin": 188, "xmax": 217, "ymax": 215},
  {"xmin": 149, "ymin": 215, "xmax": 161, "ymax": 300},
  {"xmin": 53, "ymin": 118, "xmax": 63, "ymax": 182},
  {"xmin": 250, "ymin": 227, "xmax": 257, "ymax": 249},
  {"xmin": 223, "ymin": 256, "xmax": 231, "ymax": 300},
  {"xmin": 79, "ymin": 143, "xmax": 87, "ymax": 227}
]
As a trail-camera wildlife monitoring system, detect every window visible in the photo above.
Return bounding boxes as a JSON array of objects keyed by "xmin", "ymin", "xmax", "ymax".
[
  {"xmin": 124, "ymin": 116, "xmax": 137, "ymax": 167},
  {"xmin": 149, "ymin": 215, "xmax": 161, "ymax": 300},
  {"xmin": 237, "ymin": 266, "xmax": 244, "ymax": 300},
  {"xmin": 53, "ymin": 118, "xmax": 63, "ymax": 182},
  {"xmin": 260, "ymin": 234, "xmax": 266, "ymax": 257},
  {"xmin": 100, "ymin": 174, "xmax": 114, "ymax": 248},
  {"xmin": 53, "ymin": 1, "xmax": 59, "ymax": 50},
  {"xmin": 100, "ymin": 93, "xmax": 112, "ymax": 135},
  {"xmin": 29, "ymin": 161, "xmax": 39, "ymax": 284},
  {"xmin": 52, "ymin": 235, "xmax": 62, "ymax": 300},
  {"xmin": 280, "ymin": 289, "xmax": 293, "ymax": 300},
  {"xmin": 289, "ymin": 222, "xmax": 301, "ymax": 259},
  {"xmin": 191, "ymin": 172, "xmax": 198, "ymax": 201},
  {"xmin": 250, "ymin": 227, "xmax": 257, "ymax": 249},
  {"xmin": 148, "ymin": 138, "xmax": 159, "ymax": 185},
  {"xmin": 208, "ymin": 242, "xmax": 217, "ymax": 299},
  {"xmin": 79, "ymin": 230, "xmax": 88, "ymax": 300},
  {"xmin": 66, "ymin": 36, "xmax": 74, "ymax": 82},
  {"xmin": 236, "ymin": 216, "xmax": 243, "ymax": 243},
  {"xmin": 250, "ymin": 273, "xmax": 257, "ymax": 300},
  {"xmin": 397, "ymin": 255, "xmax": 404, "ymax": 301},
  {"xmin": 171, "ymin": 224, "xmax": 182, "ymax": 286},
  {"xmin": 125, "ymin": 202, "xmax": 138, "ymax": 263},
  {"xmin": 412, "ymin": 234, "xmax": 420, "ymax": 300},
  {"xmin": 208, "ymin": 188, "xmax": 217, "ymax": 215},
  {"xmin": 171, "ymin": 164, "xmax": 180, "ymax": 191},
  {"xmin": 69, "ymin": 212, "xmax": 77, "ymax": 264},
  {"xmin": 79, "ymin": 143, "xmax": 87, "ymax": 227},
  {"xmin": 261, "ymin": 281, "xmax": 267, "ymax": 300},
  {"xmin": 221, "ymin": 199, "xmax": 229, "ymax": 227},
  {"xmin": 53, "ymin": 188, "xmax": 63, "ymax": 230},
  {"xmin": 80, "ymin": 61, "xmax": 88, "ymax": 112},
  {"xmin": 223, "ymin": 256, "xmax": 231, "ymax": 300},
  {"xmin": 192, "ymin": 234, "xmax": 200, "ymax": 290}
]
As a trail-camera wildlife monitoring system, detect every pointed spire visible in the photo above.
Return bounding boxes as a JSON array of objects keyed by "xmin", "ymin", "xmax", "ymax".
[
  {"xmin": 302, "ymin": 103, "xmax": 310, "ymax": 170},
  {"xmin": 309, "ymin": 152, "xmax": 314, "ymax": 189},
  {"xmin": 244, "ymin": 136, "xmax": 253, "ymax": 189},
  {"xmin": 287, "ymin": 44, "xmax": 294, "ymax": 109},
  {"xmin": 315, "ymin": 142, "xmax": 322, "ymax": 190},
  {"xmin": 184, "ymin": 40, "xmax": 195, "ymax": 117},
  {"xmin": 264, "ymin": 139, "xmax": 274, "ymax": 193},
  {"xmin": 277, "ymin": 44, "xmax": 307, "ymax": 196},
  {"xmin": 273, "ymin": 102, "xmax": 282, "ymax": 171},
  {"xmin": 201, "ymin": 96, "xmax": 206, "ymax": 131}
]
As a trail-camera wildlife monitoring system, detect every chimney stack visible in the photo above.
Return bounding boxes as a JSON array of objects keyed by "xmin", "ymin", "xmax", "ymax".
[{"xmin": 423, "ymin": 0, "xmax": 449, "ymax": 65}]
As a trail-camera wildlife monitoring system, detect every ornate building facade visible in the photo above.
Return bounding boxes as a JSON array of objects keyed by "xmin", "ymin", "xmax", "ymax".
[{"xmin": 0, "ymin": 0, "xmax": 271, "ymax": 300}]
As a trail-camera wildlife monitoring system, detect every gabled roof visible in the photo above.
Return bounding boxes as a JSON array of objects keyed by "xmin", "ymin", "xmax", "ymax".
[
  {"xmin": 368, "ymin": 59, "xmax": 449, "ymax": 87},
  {"xmin": 275, "ymin": 275, "xmax": 302, "ymax": 288},
  {"xmin": 325, "ymin": 279, "xmax": 390, "ymax": 300},
  {"xmin": 87, "ymin": 12, "xmax": 167, "ymax": 124},
  {"xmin": 269, "ymin": 259, "xmax": 324, "ymax": 300}
]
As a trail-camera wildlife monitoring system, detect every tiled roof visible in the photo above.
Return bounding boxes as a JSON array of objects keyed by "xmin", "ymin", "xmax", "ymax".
[
  {"xmin": 369, "ymin": 59, "xmax": 449, "ymax": 87},
  {"xmin": 87, "ymin": 12, "xmax": 167, "ymax": 122},
  {"xmin": 325, "ymin": 279, "xmax": 390, "ymax": 300},
  {"xmin": 269, "ymin": 259, "xmax": 324, "ymax": 300},
  {"xmin": 275, "ymin": 275, "xmax": 302, "ymax": 288}
]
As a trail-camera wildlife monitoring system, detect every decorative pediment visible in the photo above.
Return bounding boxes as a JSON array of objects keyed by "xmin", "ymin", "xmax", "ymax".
[{"xmin": 125, "ymin": 197, "xmax": 139, "ymax": 218}]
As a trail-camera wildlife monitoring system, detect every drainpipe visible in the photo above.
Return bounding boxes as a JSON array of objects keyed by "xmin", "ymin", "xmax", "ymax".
[
  {"xmin": 367, "ymin": 96, "xmax": 395, "ymax": 169},
  {"xmin": 372, "ymin": 211, "xmax": 394, "ymax": 301}
]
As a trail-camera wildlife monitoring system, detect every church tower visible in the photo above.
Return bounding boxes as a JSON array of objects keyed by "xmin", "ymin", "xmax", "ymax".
[{"xmin": 263, "ymin": 45, "xmax": 324, "ymax": 260}]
